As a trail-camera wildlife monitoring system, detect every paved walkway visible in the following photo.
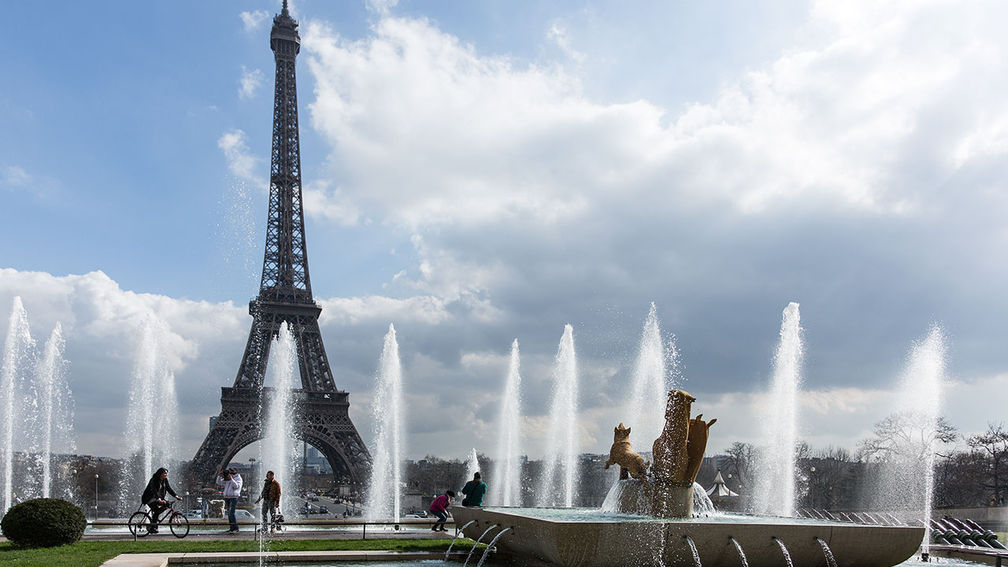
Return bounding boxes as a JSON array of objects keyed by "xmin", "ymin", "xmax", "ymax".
[
  {"xmin": 101, "ymin": 550, "xmax": 449, "ymax": 567},
  {"xmin": 79, "ymin": 527, "xmax": 454, "ymax": 542},
  {"xmin": 77, "ymin": 519, "xmax": 456, "ymax": 542}
]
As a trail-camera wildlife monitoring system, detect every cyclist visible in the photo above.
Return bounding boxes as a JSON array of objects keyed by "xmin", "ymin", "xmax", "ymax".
[{"xmin": 140, "ymin": 467, "xmax": 178, "ymax": 533}]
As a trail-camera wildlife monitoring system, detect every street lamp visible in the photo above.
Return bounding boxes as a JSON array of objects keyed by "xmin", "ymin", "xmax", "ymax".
[{"xmin": 94, "ymin": 473, "xmax": 99, "ymax": 521}]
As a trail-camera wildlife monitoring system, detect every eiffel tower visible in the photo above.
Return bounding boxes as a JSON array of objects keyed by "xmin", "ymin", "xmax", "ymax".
[{"xmin": 189, "ymin": 1, "xmax": 371, "ymax": 486}]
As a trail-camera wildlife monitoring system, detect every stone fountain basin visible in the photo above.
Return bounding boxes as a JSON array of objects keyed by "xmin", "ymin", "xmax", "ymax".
[{"xmin": 452, "ymin": 506, "xmax": 923, "ymax": 567}]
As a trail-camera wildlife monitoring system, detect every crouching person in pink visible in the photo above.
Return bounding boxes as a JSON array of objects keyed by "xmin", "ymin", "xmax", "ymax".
[{"xmin": 429, "ymin": 490, "xmax": 455, "ymax": 532}]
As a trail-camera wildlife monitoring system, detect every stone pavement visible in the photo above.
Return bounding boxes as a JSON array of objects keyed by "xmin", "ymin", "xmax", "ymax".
[
  {"xmin": 101, "ymin": 550, "xmax": 448, "ymax": 567},
  {"xmin": 79, "ymin": 526, "xmax": 455, "ymax": 542}
]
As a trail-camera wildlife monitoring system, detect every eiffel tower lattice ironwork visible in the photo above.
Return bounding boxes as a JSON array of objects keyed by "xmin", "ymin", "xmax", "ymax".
[{"xmin": 189, "ymin": 1, "xmax": 371, "ymax": 486}]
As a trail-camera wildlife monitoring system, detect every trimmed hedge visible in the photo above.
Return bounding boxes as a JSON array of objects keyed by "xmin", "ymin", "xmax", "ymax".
[{"xmin": 1, "ymin": 498, "xmax": 87, "ymax": 547}]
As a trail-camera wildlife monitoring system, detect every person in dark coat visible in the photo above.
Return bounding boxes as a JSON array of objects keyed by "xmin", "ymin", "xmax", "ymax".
[
  {"xmin": 461, "ymin": 472, "xmax": 487, "ymax": 507},
  {"xmin": 140, "ymin": 467, "xmax": 178, "ymax": 533},
  {"xmin": 254, "ymin": 470, "xmax": 283, "ymax": 534}
]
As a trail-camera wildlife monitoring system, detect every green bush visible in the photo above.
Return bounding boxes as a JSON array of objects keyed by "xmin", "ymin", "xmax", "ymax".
[{"xmin": 0, "ymin": 498, "xmax": 87, "ymax": 547}]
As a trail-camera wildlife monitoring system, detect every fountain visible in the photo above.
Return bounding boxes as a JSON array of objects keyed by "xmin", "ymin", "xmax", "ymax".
[
  {"xmin": 120, "ymin": 317, "xmax": 179, "ymax": 508},
  {"xmin": 773, "ymin": 537, "xmax": 793, "ymax": 567},
  {"xmin": 1, "ymin": 297, "xmax": 76, "ymax": 512},
  {"xmin": 477, "ymin": 526, "xmax": 514, "ymax": 567},
  {"xmin": 730, "ymin": 536, "xmax": 749, "ymax": 566},
  {"xmin": 365, "ymin": 323, "xmax": 403, "ymax": 521},
  {"xmin": 2, "ymin": 297, "xmax": 35, "ymax": 512},
  {"xmin": 464, "ymin": 447, "xmax": 481, "ymax": 489},
  {"xmin": 627, "ymin": 303, "xmax": 673, "ymax": 457},
  {"xmin": 260, "ymin": 321, "xmax": 300, "ymax": 518},
  {"xmin": 464, "ymin": 523, "xmax": 500, "ymax": 567},
  {"xmin": 491, "ymin": 339, "xmax": 522, "ymax": 506},
  {"xmin": 537, "ymin": 324, "xmax": 579, "ymax": 507},
  {"xmin": 35, "ymin": 323, "xmax": 76, "ymax": 499},
  {"xmin": 753, "ymin": 302, "xmax": 803, "ymax": 516},
  {"xmin": 453, "ymin": 378, "xmax": 922, "ymax": 566},
  {"xmin": 870, "ymin": 326, "xmax": 946, "ymax": 555}
]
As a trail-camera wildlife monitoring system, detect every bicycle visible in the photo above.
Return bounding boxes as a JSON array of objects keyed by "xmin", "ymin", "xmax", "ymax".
[{"xmin": 128, "ymin": 499, "xmax": 189, "ymax": 538}]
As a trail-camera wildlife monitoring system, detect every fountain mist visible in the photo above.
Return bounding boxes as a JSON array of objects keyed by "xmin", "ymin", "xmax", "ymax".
[
  {"xmin": 1, "ymin": 299, "xmax": 76, "ymax": 510},
  {"xmin": 261, "ymin": 322, "xmax": 300, "ymax": 517},
  {"xmin": 464, "ymin": 448, "xmax": 480, "ymax": 488},
  {"xmin": 35, "ymin": 323, "xmax": 75, "ymax": 498},
  {"xmin": 627, "ymin": 303, "xmax": 675, "ymax": 456},
  {"xmin": 872, "ymin": 325, "xmax": 946, "ymax": 554},
  {"xmin": 366, "ymin": 324, "xmax": 404, "ymax": 521},
  {"xmin": 2, "ymin": 297, "xmax": 34, "ymax": 513},
  {"xmin": 537, "ymin": 324, "xmax": 579, "ymax": 507},
  {"xmin": 753, "ymin": 302, "xmax": 803, "ymax": 517},
  {"xmin": 492, "ymin": 339, "xmax": 522, "ymax": 506},
  {"xmin": 121, "ymin": 318, "xmax": 179, "ymax": 506}
]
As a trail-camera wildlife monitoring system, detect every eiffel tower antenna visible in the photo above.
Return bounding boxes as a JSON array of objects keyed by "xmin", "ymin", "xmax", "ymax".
[{"xmin": 189, "ymin": 1, "xmax": 371, "ymax": 487}]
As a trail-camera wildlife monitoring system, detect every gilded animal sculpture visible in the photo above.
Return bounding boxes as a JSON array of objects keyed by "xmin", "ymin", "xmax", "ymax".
[
  {"xmin": 652, "ymin": 389, "xmax": 695, "ymax": 484},
  {"xmin": 604, "ymin": 423, "xmax": 649, "ymax": 480},
  {"xmin": 683, "ymin": 414, "xmax": 717, "ymax": 485},
  {"xmin": 608, "ymin": 389, "xmax": 717, "ymax": 517}
]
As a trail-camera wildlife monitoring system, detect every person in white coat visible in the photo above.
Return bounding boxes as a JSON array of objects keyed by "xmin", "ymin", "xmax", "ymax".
[{"xmin": 215, "ymin": 467, "xmax": 244, "ymax": 533}]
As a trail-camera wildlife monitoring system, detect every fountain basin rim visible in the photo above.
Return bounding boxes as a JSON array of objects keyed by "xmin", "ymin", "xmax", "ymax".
[
  {"xmin": 473, "ymin": 505, "xmax": 876, "ymax": 526},
  {"xmin": 453, "ymin": 506, "xmax": 924, "ymax": 567}
]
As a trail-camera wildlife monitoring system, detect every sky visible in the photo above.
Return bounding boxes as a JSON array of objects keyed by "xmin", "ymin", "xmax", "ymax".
[{"xmin": 1, "ymin": 0, "xmax": 1007, "ymax": 465}]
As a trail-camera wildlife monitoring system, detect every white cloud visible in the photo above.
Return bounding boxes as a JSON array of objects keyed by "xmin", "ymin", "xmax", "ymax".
[
  {"xmin": 302, "ymin": 180, "xmax": 362, "ymax": 226},
  {"xmin": 239, "ymin": 10, "xmax": 270, "ymax": 32},
  {"xmin": 238, "ymin": 66, "xmax": 264, "ymax": 99},
  {"xmin": 217, "ymin": 129, "xmax": 265, "ymax": 187},
  {"xmin": 296, "ymin": 3, "xmax": 1008, "ymax": 314},
  {"xmin": 547, "ymin": 23, "xmax": 584, "ymax": 64},
  {"xmin": 460, "ymin": 350, "xmax": 509, "ymax": 370},
  {"xmin": 318, "ymin": 294, "xmax": 451, "ymax": 326},
  {"xmin": 1, "ymin": 164, "xmax": 31, "ymax": 187},
  {"xmin": 365, "ymin": 0, "xmax": 398, "ymax": 17},
  {"xmin": 302, "ymin": 2, "xmax": 1008, "ymax": 232},
  {"xmin": 288, "ymin": 2, "xmax": 1008, "ymax": 462},
  {"xmin": 0, "ymin": 269, "xmax": 246, "ymax": 458}
]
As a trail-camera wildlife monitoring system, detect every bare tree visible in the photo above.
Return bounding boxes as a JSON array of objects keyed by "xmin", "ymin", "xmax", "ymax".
[
  {"xmin": 857, "ymin": 412, "xmax": 957, "ymax": 463},
  {"xmin": 858, "ymin": 412, "xmax": 957, "ymax": 512},
  {"xmin": 966, "ymin": 422, "xmax": 1008, "ymax": 504},
  {"xmin": 724, "ymin": 442, "xmax": 757, "ymax": 495},
  {"xmin": 934, "ymin": 450, "xmax": 987, "ymax": 508},
  {"xmin": 802, "ymin": 446, "xmax": 854, "ymax": 510}
]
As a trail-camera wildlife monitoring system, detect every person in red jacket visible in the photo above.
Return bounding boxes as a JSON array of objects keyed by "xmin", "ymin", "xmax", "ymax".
[{"xmin": 428, "ymin": 490, "xmax": 455, "ymax": 532}]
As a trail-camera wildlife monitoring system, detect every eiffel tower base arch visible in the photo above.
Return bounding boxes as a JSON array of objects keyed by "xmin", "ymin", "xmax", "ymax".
[{"xmin": 186, "ymin": 387, "xmax": 371, "ymax": 489}]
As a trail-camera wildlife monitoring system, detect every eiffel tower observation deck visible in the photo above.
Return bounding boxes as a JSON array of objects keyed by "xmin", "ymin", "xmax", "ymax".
[{"xmin": 188, "ymin": 1, "xmax": 371, "ymax": 487}]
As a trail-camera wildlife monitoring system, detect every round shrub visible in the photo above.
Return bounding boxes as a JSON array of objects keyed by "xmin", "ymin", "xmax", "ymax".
[{"xmin": 0, "ymin": 498, "xmax": 87, "ymax": 547}]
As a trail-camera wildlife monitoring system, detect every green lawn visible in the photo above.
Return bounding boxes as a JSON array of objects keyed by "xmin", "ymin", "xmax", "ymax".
[{"xmin": 0, "ymin": 538, "xmax": 472, "ymax": 567}]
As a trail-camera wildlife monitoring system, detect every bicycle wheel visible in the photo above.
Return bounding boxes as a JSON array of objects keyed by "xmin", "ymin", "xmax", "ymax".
[
  {"xmin": 128, "ymin": 511, "xmax": 152, "ymax": 537},
  {"xmin": 169, "ymin": 511, "xmax": 190, "ymax": 538}
]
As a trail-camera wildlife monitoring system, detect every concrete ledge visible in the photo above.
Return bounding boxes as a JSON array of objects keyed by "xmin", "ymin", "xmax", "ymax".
[
  {"xmin": 100, "ymin": 551, "xmax": 446, "ymax": 566},
  {"xmin": 931, "ymin": 544, "xmax": 1008, "ymax": 566}
]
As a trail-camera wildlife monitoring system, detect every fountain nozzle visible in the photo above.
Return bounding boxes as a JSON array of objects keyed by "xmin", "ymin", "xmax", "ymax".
[{"xmin": 921, "ymin": 551, "xmax": 930, "ymax": 562}]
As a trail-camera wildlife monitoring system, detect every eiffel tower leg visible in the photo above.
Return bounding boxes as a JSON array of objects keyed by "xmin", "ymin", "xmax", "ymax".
[
  {"xmin": 295, "ymin": 393, "xmax": 373, "ymax": 485},
  {"xmin": 187, "ymin": 388, "xmax": 265, "ymax": 486}
]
